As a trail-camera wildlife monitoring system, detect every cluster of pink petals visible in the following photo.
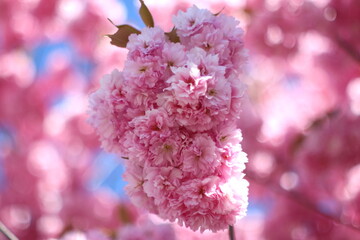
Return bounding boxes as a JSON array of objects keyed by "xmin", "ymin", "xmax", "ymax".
[{"xmin": 89, "ymin": 6, "xmax": 248, "ymax": 232}]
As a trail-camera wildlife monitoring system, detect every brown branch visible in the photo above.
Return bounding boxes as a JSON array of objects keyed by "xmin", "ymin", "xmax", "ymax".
[
  {"xmin": 334, "ymin": 37, "xmax": 360, "ymax": 64},
  {"xmin": 229, "ymin": 225, "xmax": 235, "ymax": 240}
]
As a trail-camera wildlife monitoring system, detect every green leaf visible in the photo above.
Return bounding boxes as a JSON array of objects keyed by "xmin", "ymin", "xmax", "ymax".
[
  {"xmin": 106, "ymin": 24, "xmax": 141, "ymax": 48},
  {"xmin": 165, "ymin": 27, "xmax": 180, "ymax": 43},
  {"xmin": 139, "ymin": 0, "xmax": 154, "ymax": 27}
]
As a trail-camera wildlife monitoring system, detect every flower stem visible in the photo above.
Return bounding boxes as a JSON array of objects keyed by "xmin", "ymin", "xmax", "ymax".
[
  {"xmin": 229, "ymin": 225, "xmax": 235, "ymax": 240},
  {"xmin": 0, "ymin": 222, "xmax": 18, "ymax": 240}
]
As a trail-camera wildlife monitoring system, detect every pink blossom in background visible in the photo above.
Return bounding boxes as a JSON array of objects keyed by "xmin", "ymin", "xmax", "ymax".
[
  {"xmin": 58, "ymin": 215, "xmax": 176, "ymax": 240},
  {"xmin": 59, "ymin": 230, "xmax": 111, "ymax": 240},
  {"xmin": 117, "ymin": 217, "xmax": 176, "ymax": 240},
  {"xmin": 0, "ymin": 0, "xmax": 129, "ymax": 239}
]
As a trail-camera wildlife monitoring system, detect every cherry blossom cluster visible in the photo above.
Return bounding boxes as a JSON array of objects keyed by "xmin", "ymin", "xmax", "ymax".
[{"xmin": 89, "ymin": 5, "xmax": 248, "ymax": 232}]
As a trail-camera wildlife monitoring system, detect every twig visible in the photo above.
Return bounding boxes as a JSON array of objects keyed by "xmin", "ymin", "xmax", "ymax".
[
  {"xmin": 229, "ymin": 225, "xmax": 235, "ymax": 240},
  {"xmin": 246, "ymin": 172, "xmax": 360, "ymax": 234},
  {"xmin": 0, "ymin": 222, "xmax": 18, "ymax": 240},
  {"xmin": 334, "ymin": 37, "xmax": 360, "ymax": 64}
]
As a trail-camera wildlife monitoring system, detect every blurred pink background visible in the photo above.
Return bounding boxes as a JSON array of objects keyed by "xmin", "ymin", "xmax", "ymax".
[{"xmin": 0, "ymin": 0, "xmax": 359, "ymax": 239}]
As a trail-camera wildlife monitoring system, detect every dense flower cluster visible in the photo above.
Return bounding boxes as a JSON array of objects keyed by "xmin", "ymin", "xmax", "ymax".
[{"xmin": 89, "ymin": 6, "xmax": 248, "ymax": 232}]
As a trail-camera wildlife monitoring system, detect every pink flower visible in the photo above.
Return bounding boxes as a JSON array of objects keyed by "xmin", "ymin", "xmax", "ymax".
[
  {"xmin": 129, "ymin": 109, "xmax": 173, "ymax": 147},
  {"xmin": 161, "ymin": 42, "xmax": 187, "ymax": 69},
  {"xmin": 228, "ymin": 74, "xmax": 247, "ymax": 119},
  {"xmin": 172, "ymin": 5, "xmax": 214, "ymax": 37},
  {"xmin": 123, "ymin": 60, "xmax": 165, "ymax": 89},
  {"xmin": 204, "ymin": 77, "xmax": 232, "ymax": 118},
  {"xmin": 186, "ymin": 47, "xmax": 226, "ymax": 78},
  {"xmin": 88, "ymin": 69, "xmax": 129, "ymax": 154},
  {"xmin": 117, "ymin": 217, "xmax": 176, "ymax": 240},
  {"xmin": 217, "ymin": 145, "xmax": 248, "ymax": 179},
  {"xmin": 143, "ymin": 166, "xmax": 183, "ymax": 205},
  {"xmin": 123, "ymin": 164, "xmax": 158, "ymax": 214},
  {"xmin": 167, "ymin": 64, "xmax": 211, "ymax": 106},
  {"xmin": 148, "ymin": 133, "xmax": 182, "ymax": 166},
  {"xmin": 89, "ymin": 4, "xmax": 249, "ymax": 233},
  {"xmin": 189, "ymin": 25, "xmax": 229, "ymax": 56},
  {"xmin": 173, "ymin": 102, "xmax": 214, "ymax": 131},
  {"xmin": 214, "ymin": 123, "xmax": 243, "ymax": 147},
  {"xmin": 127, "ymin": 27, "xmax": 166, "ymax": 61},
  {"xmin": 174, "ymin": 176, "xmax": 248, "ymax": 233},
  {"xmin": 181, "ymin": 133, "xmax": 219, "ymax": 177},
  {"xmin": 173, "ymin": 5, "xmax": 246, "ymax": 76}
]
